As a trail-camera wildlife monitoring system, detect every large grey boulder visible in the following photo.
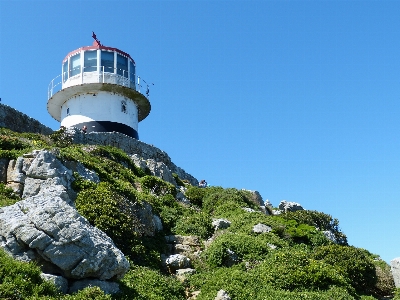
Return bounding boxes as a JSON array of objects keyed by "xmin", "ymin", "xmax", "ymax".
[
  {"xmin": 165, "ymin": 254, "xmax": 191, "ymax": 272},
  {"xmin": 279, "ymin": 200, "xmax": 304, "ymax": 213},
  {"xmin": 212, "ymin": 219, "xmax": 231, "ymax": 231},
  {"xmin": 252, "ymin": 223, "xmax": 272, "ymax": 234},
  {"xmin": 0, "ymin": 185, "xmax": 129, "ymax": 280},
  {"xmin": 391, "ymin": 257, "xmax": 400, "ymax": 287},
  {"xmin": 243, "ymin": 190, "xmax": 264, "ymax": 206}
]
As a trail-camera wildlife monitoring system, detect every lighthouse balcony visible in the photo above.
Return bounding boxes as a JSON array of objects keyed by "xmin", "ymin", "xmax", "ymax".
[{"xmin": 48, "ymin": 67, "xmax": 136, "ymax": 99}]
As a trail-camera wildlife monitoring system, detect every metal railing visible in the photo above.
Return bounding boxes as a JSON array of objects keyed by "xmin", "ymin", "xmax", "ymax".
[{"xmin": 48, "ymin": 66, "xmax": 141, "ymax": 99}]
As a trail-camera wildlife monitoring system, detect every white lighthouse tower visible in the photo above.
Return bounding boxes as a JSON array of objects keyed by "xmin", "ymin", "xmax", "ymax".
[{"xmin": 47, "ymin": 34, "xmax": 150, "ymax": 139}]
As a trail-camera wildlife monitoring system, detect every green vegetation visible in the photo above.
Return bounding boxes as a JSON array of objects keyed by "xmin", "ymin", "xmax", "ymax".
[
  {"xmin": 0, "ymin": 128, "xmax": 396, "ymax": 299},
  {"xmin": 0, "ymin": 183, "xmax": 20, "ymax": 207}
]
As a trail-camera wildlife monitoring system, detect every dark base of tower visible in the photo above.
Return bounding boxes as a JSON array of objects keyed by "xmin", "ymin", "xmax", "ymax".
[{"xmin": 75, "ymin": 121, "xmax": 139, "ymax": 139}]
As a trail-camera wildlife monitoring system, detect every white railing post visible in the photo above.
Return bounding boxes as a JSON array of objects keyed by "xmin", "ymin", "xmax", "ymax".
[{"xmin": 102, "ymin": 66, "xmax": 105, "ymax": 83}]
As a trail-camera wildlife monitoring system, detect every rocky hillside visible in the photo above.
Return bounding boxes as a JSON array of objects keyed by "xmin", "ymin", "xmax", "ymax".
[{"xmin": 0, "ymin": 125, "xmax": 399, "ymax": 300}]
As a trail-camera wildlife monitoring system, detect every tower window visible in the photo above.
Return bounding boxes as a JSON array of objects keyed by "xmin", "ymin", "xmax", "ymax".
[
  {"xmin": 121, "ymin": 100, "xmax": 127, "ymax": 113},
  {"xmin": 129, "ymin": 60, "xmax": 135, "ymax": 83},
  {"xmin": 63, "ymin": 60, "xmax": 68, "ymax": 82},
  {"xmin": 101, "ymin": 51, "xmax": 114, "ymax": 73},
  {"xmin": 117, "ymin": 54, "xmax": 128, "ymax": 78},
  {"xmin": 84, "ymin": 50, "xmax": 97, "ymax": 72},
  {"xmin": 66, "ymin": 108, "xmax": 70, "ymax": 115},
  {"xmin": 70, "ymin": 53, "xmax": 81, "ymax": 77}
]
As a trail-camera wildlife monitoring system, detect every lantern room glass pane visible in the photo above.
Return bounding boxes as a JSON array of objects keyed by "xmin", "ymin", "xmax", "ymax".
[
  {"xmin": 84, "ymin": 50, "xmax": 97, "ymax": 72},
  {"xmin": 101, "ymin": 51, "xmax": 114, "ymax": 73},
  {"xmin": 70, "ymin": 53, "xmax": 81, "ymax": 77},
  {"xmin": 117, "ymin": 54, "xmax": 128, "ymax": 77},
  {"xmin": 63, "ymin": 61, "xmax": 68, "ymax": 82},
  {"xmin": 129, "ymin": 61, "xmax": 135, "ymax": 83}
]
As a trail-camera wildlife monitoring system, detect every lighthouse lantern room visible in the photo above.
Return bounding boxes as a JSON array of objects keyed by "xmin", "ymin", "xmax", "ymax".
[{"xmin": 47, "ymin": 34, "xmax": 151, "ymax": 139}]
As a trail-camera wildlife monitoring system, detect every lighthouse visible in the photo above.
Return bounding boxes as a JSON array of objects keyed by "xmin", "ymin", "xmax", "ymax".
[{"xmin": 47, "ymin": 34, "xmax": 151, "ymax": 139}]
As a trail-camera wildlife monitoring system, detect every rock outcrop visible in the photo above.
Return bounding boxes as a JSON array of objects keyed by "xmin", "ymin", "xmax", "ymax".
[
  {"xmin": 0, "ymin": 150, "xmax": 131, "ymax": 293},
  {"xmin": 212, "ymin": 219, "xmax": 231, "ymax": 231},
  {"xmin": 278, "ymin": 200, "xmax": 304, "ymax": 213},
  {"xmin": 0, "ymin": 103, "xmax": 53, "ymax": 135},
  {"xmin": 391, "ymin": 257, "xmax": 400, "ymax": 288},
  {"xmin": 131, "ymin": 154, "xmax": 177, "ymax": 186},
  {"xmin": 0, "ymin": 183, "xmax": 129, "ymax": 280},
  {"xmin": 252, "ymin": 223, "xmax": 272, "ymax": 234}
]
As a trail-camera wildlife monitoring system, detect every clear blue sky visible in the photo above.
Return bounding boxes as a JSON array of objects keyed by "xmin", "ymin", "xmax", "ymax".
[{"xmin": 0, "ymin": 0, "xmax": 399, "ymax": 263}]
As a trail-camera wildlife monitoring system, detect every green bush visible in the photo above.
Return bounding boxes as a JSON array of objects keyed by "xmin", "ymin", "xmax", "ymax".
[
  {"xmin": 185, "ymin": 186, "xmax": 207, "ymax": 207},
  {"xmin": 75, "ymin": 182, "xmax": 142, "ymax": 256},
  {"xmin": 71, "ymin": 172, "xmax": 97, "ymax": 192},
  {"xmin": 173, "ymin": 210, "xmax": 213, "ymax": 239},
  {"xmin": 0, "ymin": 135, "xmax": 30, "ymax": 150},
  {"xmin": 394, "ymin": 288, "xmax": 400, "ymax": 300},
  {"xmin": 60, "ymin": 145, "xmax": 139, "ymax": 199},
  {"xmin": 284, "ymin": 221, "xmax": 330, "ymax": 246},
  {"xmin": 254, "ymin": 246, "xmax": 352, "ymax": 293},
  {"xmin": 118, "ymin": 266, "xmax": 185, "ymax": 300},
  {"xmin": 0, "ymin": 183, "xmax": 20, "ymax": 207},
  {"xmin": 369, "ymin": 259, "xmax": 396, "ymax": 298},
  {"xmin": 202, "ymin": 187, "xmax": 259, "ymax": 214},
  {"xmin": 188, "ymin": 264, "xmax": 355, "ymax": 300},
  {"xmin": 280, "ymin": 210, "xmax": 348, "ymax": 245},
  {"xmin": 50, "ymin": 127, "xmax": 73, "ymax": 148},
  {"xmin": 139, "ymin": 175, "xmax": 177, "ymax": 197},
  {"xmin": 65, "ymin": 287, "xmax": 111, "ymax": 300},
  {"xmin": 203, "ymin": 232, "xmax": 274, "ymax": 267},
  {"xmin": 0, "ymin": 248, "xmax": 60, "ymax": 299},
  {"xmin": 312, "ymin": 245, "xmax": 377, "ymax": 294},
  {"xmin": 89, "ymin": 146, "xmax": 145, "ymax": 177}
]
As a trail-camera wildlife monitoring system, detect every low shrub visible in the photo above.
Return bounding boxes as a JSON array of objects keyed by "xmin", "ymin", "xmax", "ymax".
[
  {"xmin": 255, "ymin": 246, "xmax": 353, "ymax": 293},
  {"xmin": 75, "ymin": 182, "xmax": 142, "ymax": 257},
  {"xmin": 173, "ymin": 210, "xmax": 213, "ymax": 239},
  {"xmin": 203, "ymin": 232, "xmax": 278, "ymax": 267},
  {"xmin": 0, "ymin": 135, "xmax": 30, "ymax": 150},
  {"xmin": 280, "ymin": 210, "xmax": 348, "ymax": 245},
  {"xmin": 0, "ymin": 183, "xmax": 20, "ymax": 207},
  {"xmin": 312, "ymin": 245, "xmax": 377, "ymax": 294},
  {"xmin": 50, "ymin": 127, "xmax": 73, "ymax": 148},
  {"xmin": 185, "ymin": 186, "xmax": 207, "ymax": 207},
  {"xmin": 188, "ymin": 264, "xmax": 355, "ymax": 300},
  {"xmin": 202, "ymin": 187, "xmax": 259, "ymax": 214},
  {"xmin": 118, "ymin": 266, "xmax": 185, "ymax": 300},
  {"xmin": 65, "ymin": 287, "xmax": 111, "ymax": 300},
  {"xmin": 139, "ymin": 175, "xmax": 177, "ymax": 197},
  {"xmin": 394, "ymin": 288, "xmax": 400, "ymax": 300},
  {"xmin": 0, "ymin": 248, "xmax": 60, "ymax": 299},
  {"xmin": 60, "ymin": 145, "xmax": 139, "ymax": 199}
]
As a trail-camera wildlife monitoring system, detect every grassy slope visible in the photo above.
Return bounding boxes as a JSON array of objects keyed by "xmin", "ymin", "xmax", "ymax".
[{"xmin": 0, "ymin": 128, "xmax": 397, "ymax": 300}]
